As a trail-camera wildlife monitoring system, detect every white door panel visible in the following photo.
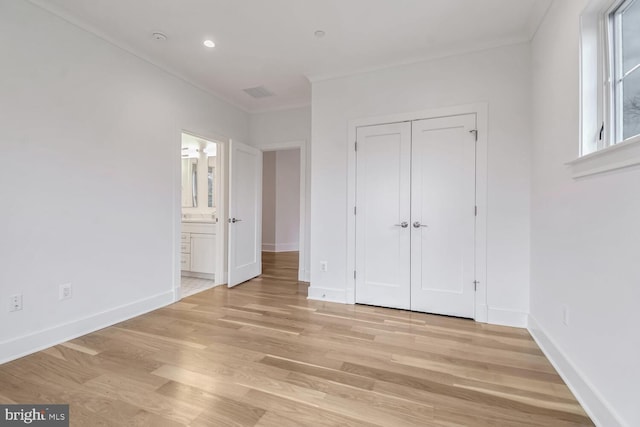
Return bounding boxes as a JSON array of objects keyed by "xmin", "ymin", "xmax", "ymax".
[
  {"xmin": 355, "ymin": 122, "xmax": 411, "ymax": 310},
  {"xmin": 228, "ymin": 141, "xmax": 262, "ymax": 287},
  {"xmin": 355, "ymin": 114, "xmax": 477, "ymax": 318},
  {"xmin": 411, "ymin": 114, "xmax": 476, "ymax": 318}
]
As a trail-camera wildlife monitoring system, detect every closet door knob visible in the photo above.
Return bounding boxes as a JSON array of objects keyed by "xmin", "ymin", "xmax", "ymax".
[
  {"xmin": 413, "ymin": 221, "xmax": 428, "ymax": 228},
  {"xmin": 394, "ymin": 222, "xmax": 409, "ymax": 228}
]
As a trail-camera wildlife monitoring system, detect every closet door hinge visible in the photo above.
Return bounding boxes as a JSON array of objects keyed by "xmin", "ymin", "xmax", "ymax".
[
  {"xmin": 473, "ymin": 280, "xmax": 479, "ymax": 291},
  {"xmin": 354, "ymin": 141, "xmax": 358, "ymax": 151},
  {"xmin": 474, "ymin": 206, "xmax": 478, "ymax": 216},
  {"xmin": 354, "ymin": 206, "xmax": 357, "ymax": 215},
  {"xmin": 469, "ymin": 129, "xmax": 478, "ymax": 142},
  {"xmin": 354, "ymin": 271, "xmax": 357, "ymax": 279}
]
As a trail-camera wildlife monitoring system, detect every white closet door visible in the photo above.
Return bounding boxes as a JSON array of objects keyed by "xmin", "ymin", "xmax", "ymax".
[
  {"xmin": 355, "ymin": 122, "xmax": 411, "ymax": 310},
  {"xmin": 410, "ymin": 114, "xmax": 476, "ymax": 318}
]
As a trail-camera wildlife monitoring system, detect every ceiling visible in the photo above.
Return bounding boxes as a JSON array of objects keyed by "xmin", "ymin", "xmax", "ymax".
[{"xmin": 30, "ymin": 0, "xmax": 552, "ymax": 113}]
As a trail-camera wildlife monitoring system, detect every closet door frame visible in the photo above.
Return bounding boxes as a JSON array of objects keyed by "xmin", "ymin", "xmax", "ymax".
[{"xmin": 346, "ymin": 103, "xmax": 488, "ymax": 323}]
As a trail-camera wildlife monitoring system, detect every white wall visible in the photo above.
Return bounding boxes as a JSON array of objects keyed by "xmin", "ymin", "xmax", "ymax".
[
  {"xmin": 0, "ymin": 1, "xmax": 249, "ymax": 362},
  {"xmin": 274, "ymin": 149, "xmax": 301, "ymax": 251},
  {"xmin": 250, "ymin": 107, "xmax": 311, "ymax": 278},
  {"xmin": 530, "ymin": 1, "xmax": 639, "ymax": 426},
  {"xmin": 262, "ymin": 149, "xmax": 301, "ymax": 252},
  {"xmin": 262, "ymin": 152, "xmax": 277, "ymax": 248},
  {"xmin": 250, "ymin": 107, "xmax": 311, "ymax": 146},
  {"xmin": 310, "ymin": 43, "xmax": 532, "ymax": 325}
]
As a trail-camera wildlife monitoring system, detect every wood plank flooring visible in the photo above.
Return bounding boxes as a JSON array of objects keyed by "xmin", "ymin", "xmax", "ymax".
[{"xmin": 0, "ymin": 251, "xmax": 594, "ymax": 426}]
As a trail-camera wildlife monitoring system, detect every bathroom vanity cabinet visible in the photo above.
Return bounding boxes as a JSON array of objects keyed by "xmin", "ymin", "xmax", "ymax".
[{"xmin": 181, "ymin": 221, "xmax": 216, "ymax": 279}]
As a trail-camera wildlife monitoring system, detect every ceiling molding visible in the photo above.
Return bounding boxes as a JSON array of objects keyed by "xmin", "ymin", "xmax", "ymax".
[
  {"xmin": 27, "ymin": 0, "xmax": 552, "ymax": 111},
  {"xmin": 27, "ymin": 0, "xmax": 251, "ymax": 115},
  {"xmin": 306, "ymin": 36, "xmax": 531, "ymax": 84}
]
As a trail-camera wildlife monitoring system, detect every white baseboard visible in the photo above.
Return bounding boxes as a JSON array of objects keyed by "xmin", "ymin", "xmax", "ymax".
[
  {"xmin": 307, "ymin": 286, "xmax": 347, "ymax": 304},
  {"xmin": 277, "ymin": 242, "xmax": 299, "ymax": 252},
  {"xmin": 528, "ymin": 315, "xmax": 625, "ymax": 427},
  {"xmin": 487, "ymin": 306, "xmax": 528, "ymax": 327},
  {"xmin": 0, "ymin": 290, "xmax": 174, "ymax": 365},
  {"xmin": 262, "ymin": 243, "xmax": 277, "ymax": 252},
  {"xmin": 262, "ymin": 242, "xmax": 299, "ymax": 252}
]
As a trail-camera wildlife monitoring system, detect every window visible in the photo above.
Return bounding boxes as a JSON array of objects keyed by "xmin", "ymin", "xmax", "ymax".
[
  {"xmin": 610, "ymin": 0, "xmax": 640, "ymax": 143},
  {"xmin": 573, "ymin": 0, "xmax": 640, "ymax": 177}
]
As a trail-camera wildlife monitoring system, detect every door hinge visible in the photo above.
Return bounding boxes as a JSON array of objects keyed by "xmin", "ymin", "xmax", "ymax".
[
  {"xmin": 473, "ymin": 280, "xmax": 479, "ymax": 291},
  {"xmin": 354, "ymin": 141, "xmax": 358, "ymax": 151},
  {"xmin": 474, "ymin": 206, "xmax": 478, "ymax": 216},
  {"xmin": 354, "ymin": 270, "xmax": 357, "ymax": 279},
  {"xmin": 469, "ymin": 129, "xmax": 478, "ymax": 142},
  {"xmin": 354, "ymin": 206, "xmax": 357, "ymax": 215}
]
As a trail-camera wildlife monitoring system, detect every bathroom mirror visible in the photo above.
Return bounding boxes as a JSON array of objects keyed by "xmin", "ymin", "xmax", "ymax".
[
  {"xmin": 181, "ymin": 134, "xmax": 217, "ymax": 210},
  {"xmin": 181, "ymin": 157, "xmax": 198, "ymax": 208}
]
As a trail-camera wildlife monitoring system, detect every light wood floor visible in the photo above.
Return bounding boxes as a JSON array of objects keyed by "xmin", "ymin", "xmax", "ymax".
[{"xmin": 0, "ymin": 251, "xmax": 593, "ymax": 426}]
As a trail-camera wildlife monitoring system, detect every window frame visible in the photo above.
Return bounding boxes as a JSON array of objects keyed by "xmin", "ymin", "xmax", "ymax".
[
  {"xmin": 572, "ymin": 0, "xmax": 640, "ymax": 177},
  {"xmin": 610, "ymin": 0, "xmax": 640, "ymax": 144},
  {"xmin": 598, "ymin": 0, "xmax": 624, "ymax": 152},
  {"xmin": 604, "ymin": 0, "xmax": 617, "ymax": 150}
]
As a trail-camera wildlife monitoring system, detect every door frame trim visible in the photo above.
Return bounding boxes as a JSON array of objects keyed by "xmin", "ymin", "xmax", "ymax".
[{"xmin": 346, "ymin": 103, "xmax": 488, "ymax": 322}]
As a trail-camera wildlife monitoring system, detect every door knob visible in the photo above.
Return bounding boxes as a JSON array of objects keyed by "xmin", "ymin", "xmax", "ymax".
[
  {"xmin": 394, "ymin": 221, "xmax": 409, "ymax": 228},
  {"xmin": 413, "ymin": 221, "xmax": 428, "ymax": 228},
  {"xmin": 228, "ymin": 218, "xmax": 243, "ymax": 223}
]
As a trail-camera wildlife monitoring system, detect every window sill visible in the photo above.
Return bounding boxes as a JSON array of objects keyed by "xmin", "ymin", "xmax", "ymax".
[{"xmin": 568, "ymin": 135, "xmax": 640, "ymax": 178}]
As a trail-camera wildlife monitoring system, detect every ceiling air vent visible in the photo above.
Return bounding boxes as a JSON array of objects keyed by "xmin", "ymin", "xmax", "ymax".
[{"xmin": 243, "ymin": 86, "xmax": 275, "ymax": 99}]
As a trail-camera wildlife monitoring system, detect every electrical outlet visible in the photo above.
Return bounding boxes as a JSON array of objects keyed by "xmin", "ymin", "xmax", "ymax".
[
  {"xmin": 59, "ymin": 283, "xmax": 72, "ymax": 300},
  {"xmin": 10, "ymin": 294, "xmax": 22, "ymax": 312},
  {"xmin": 320, "ymin": 261, "xmax": 328, "ymax": 272},
  {"xmin": 562, "ymin": 305, "xmax": 569, "ymax": 326}
]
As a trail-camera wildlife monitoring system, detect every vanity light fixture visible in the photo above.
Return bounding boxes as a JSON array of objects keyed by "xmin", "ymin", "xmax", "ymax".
[{"xmin": 203, "ymin": 39, "xmax": 215, "ymax": 48}]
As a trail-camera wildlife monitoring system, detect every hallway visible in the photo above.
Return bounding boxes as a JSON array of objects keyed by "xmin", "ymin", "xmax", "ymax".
[{"xmin": 260, "ymin": 251, "xmax": 299, "ymax": 281}]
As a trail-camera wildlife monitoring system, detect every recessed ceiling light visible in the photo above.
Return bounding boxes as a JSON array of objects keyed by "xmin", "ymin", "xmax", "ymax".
[
  {"xmin": 203, "ymin": 40, "xmax": 215, "ymax": 48},
  {"xmin": 314, "ymin": 30, "xmax": 326, "ymax": 38},
  {"xmin": 152, "ymin": 32, "xmax": 167, "ymax": 41}
]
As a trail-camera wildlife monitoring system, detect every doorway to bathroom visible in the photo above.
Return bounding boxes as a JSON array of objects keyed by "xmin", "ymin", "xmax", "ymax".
[{"xmin": 179, "ymin": 132, "xmax": 222, "ymax": 297}]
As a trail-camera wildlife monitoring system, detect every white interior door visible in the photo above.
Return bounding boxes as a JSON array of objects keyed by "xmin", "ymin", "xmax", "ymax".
[
  {"xmin": 410, "ymin": 114, "xmax": 476, "ymax": 318},
  {"xmin": 228, "ymin": 141, "xmax": 262, "ymax": 287},
  {"xmin": 355, "ymin": 122, "xmax": 411, "ymax": 310}
]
